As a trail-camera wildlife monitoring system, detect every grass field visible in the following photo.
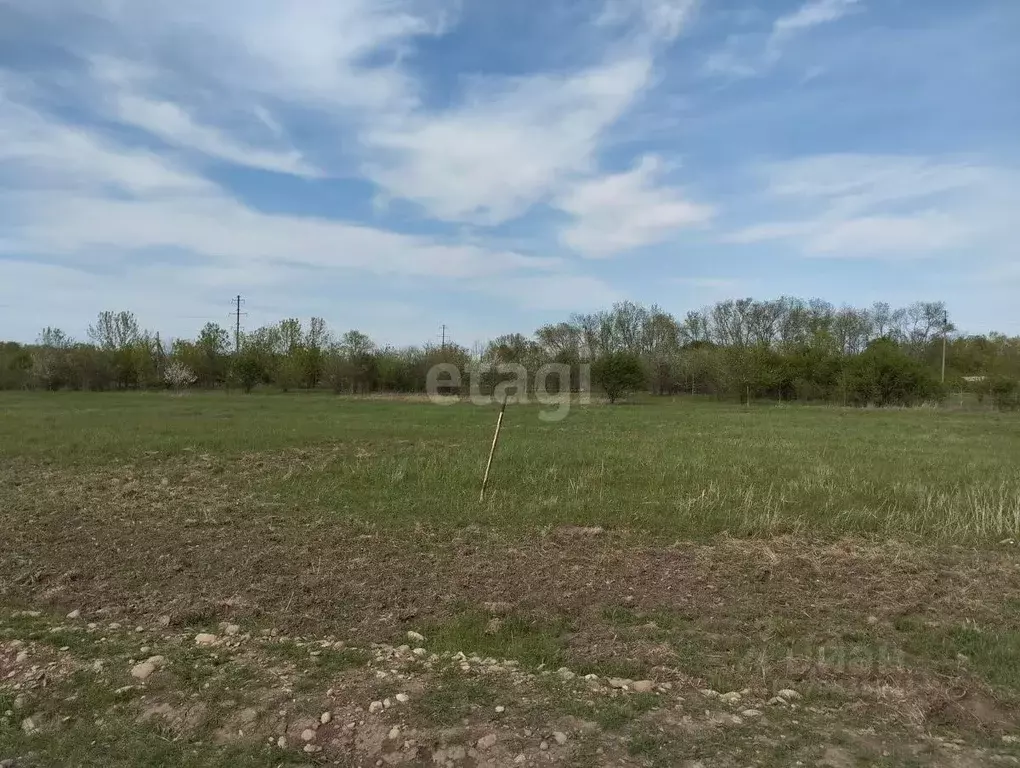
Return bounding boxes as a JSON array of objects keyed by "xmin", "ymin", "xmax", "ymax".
[{"xmin": 2, "ymin": 392, "xmax": 1019, "ymax": 766}]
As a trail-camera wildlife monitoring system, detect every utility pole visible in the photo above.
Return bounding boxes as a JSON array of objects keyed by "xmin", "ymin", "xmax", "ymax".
[
  {"xmin": 941, "ymin": 310, "xmax": 948, "ymax": 384},
  {"xmin": 232, "ymin": 295, "xmax": 246, "ymax": 353},
  {"xmin": 440, "ymin": 324, "xmax": 447, "ymax": 350}
]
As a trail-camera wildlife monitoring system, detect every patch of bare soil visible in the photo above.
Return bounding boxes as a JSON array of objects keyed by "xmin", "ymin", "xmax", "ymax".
[
  {"xmin": 2, "ymin": 614, "xmax": 1018, "ymax": 768},
  {"xmin": 2, "ymin": 458, "xmax": 1020, "ymax": 765}
]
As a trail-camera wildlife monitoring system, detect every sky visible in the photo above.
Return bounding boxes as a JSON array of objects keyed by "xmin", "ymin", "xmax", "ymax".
[{"xmin": 1, "ymin": 0, "xmax": 1018, "ymax": 347}]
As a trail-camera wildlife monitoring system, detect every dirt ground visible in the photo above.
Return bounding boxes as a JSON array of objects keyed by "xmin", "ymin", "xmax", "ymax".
[{"xmin": 2, "ymin": 455, "xmax": 1020, "ymax": 766}]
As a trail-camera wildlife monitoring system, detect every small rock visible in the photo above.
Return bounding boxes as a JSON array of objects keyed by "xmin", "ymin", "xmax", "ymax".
[
  {"xmin": 514, "ymin": 754, "xmax": 527, "ymax": 764},
  {"xmin": 66, "ymin": 609, "xmax": 81, "ymax": 620},
  {"xmin": 369, "ymin": 701, "xmax": 384, "ymax": 714},
  {"xmin": 194, "ymin": 633, "xmax": 217, "ymax": 647},
  {"xmin": 302, "ymin": 744, "xmax": 321, "ymax": 753},
  {"xmin": 483, "ymin": 601, "xmax": 514, "ymax": 615},
  {"xmin": 108, "ymin": 622, "xmax": 121, "ymax": 629},
  {"xmin": 1001, "ymin": 735, "xmax": 1018, "ymax": 744},
  {"xmin": 956, "ymin": 653, "xmax": 969, "ymax": 663},
  {"xmin": 413, "ymin": 647, "xmax": 427, "ymax": 657},
  {"xmin": 699, "ymin": 689, "xmax": 719, "ymax": 698},
  {"xmin": 15, "ymin": 650, "xmax": 29, "ymax": 664},
  {"xmin": 719, "ymin": 691, "xmax": 742, "ymax": 705},
  {"xmin": 777, "ymin": 689, "xmax": 802, "ymax": 701},
  {"xmin": 553, "ymin": 731, "xmax": 568, "ymax": 745},
  {"xmin": 477, "ymin": 734, "xmax": 498, "ymax": 750},
  {"xmin": 396, "ymin": 693, "xmax": 410, "ymax": 703},
  {"xmin": 539, "ymin": 740, "xmax": 549, "ymax": 751},
  {"xmin": 21, "ymin": 716, "xmax": 37, "ymax": 733},
  {"xmin": 320, "ymin": 711, "xmax": 332, "ymax": 725},
  {"xmin": 130, "ymin": 661, "xmax": 157, "ymax": 680},
  {"xmin": 139, "ymin": 646, "xmax": 150, "ymax": 655},
  {"xmin": 388, "ymin": 726, "xmax": 400, "ymax": 740},
  {"xmin": 608, "ymin": 678, "xmax": 632, "ymax": 690},
  {"xmin": 277, "ymin": 735, "xmax": 287, "ymax": 748},
  {"xmin": 406, "ymin": 631, "xmax": 426, "ymax": 643},
  {"xmin": 741, "ymin": 709, "xmax": 763, "ymax": 718},
  {"xmin": 301, "ymin": 728, "xmax": 316, "ymax": 742},
  {"xmin": 631, "ymin": 680, "xmax": 654, "ymax": 693},
  {"xmin": 768, "ymin": 696, "xmax": 787, "ymax": 706},
  {"xmin": 866, "ymin": 615, "xmax": 879, "ymax": 625},
  {"xmin": 222, "ymin": 623, "xmax": 241, "ymax": 636},
  {"xmin": 495, "ymin": 705, "xmax": 505, "ymax": 713},
  {"xmin": 484, "ymin": 618, "xmax": 503, "ymax": 635},
  {"xmin": 557, "ymin": 667, "xmax": 575, "ymax": 680},
  {"xmin": 383, "ymin": 698, "xmax": 392, "ymax": 709}
]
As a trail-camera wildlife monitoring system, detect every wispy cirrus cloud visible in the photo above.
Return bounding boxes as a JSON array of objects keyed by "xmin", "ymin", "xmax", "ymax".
[
  {"xmin": 767, "ymin": 0, "xmax": 861, "ymax": 60},
  {"xmin": 704, "ymin": 0, "xmax": 861, "ymax": 78},
  {"xmin": 724, "ymin": 154, "xmax": 1014, "ymax": 257},
  {"xmin": 556, "ymin": 155, "xmax": 714, "ymax": 257}
]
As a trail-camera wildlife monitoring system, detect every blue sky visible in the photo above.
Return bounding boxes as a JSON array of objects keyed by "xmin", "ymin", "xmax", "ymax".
[{"xmin": 1, "ymin": 0, "xmax": 1018, "ymax": 346}]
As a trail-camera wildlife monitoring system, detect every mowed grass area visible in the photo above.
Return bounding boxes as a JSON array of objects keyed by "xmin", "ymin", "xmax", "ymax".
[
  {"xmin": 2, "ymin": 391, "xmax": 1018, "ymax": 539},
  {"xmin": 3, "ymin": 392, "xmax": 1020, "ymax": 766}
]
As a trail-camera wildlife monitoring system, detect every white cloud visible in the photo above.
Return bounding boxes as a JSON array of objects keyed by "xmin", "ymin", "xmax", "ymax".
[
  {"xmin": 109, "ymin": 90, "xmax": 323, "ymax": 179},
  {"xmin": 362, "ymin": 57, "xmax": 656, "ymax": 224},
  {"xmin": 4, "ymin": 2, "xmax": 453, "ymax": 180},
  {"xmin": 0, "ymin": 0, "xmax": 690, "ymax": 340},
  {"xmin": 765, "ymin": 0, "xmax": 861, "ymax": 65},
  {"xmin": 0, "ymin": 92, "xmax": 214, "ymax": 197},
  {"xmin": 702, "ymin": 37, "xmax": 761, "ymax": 78},
  {"xmin": 8, "ymin": 1, "xmax": 697, "ymax": 224},
  {"xmin": 0, "ymin": 99, "xmax": 566, "ymax": 289},
  {"xmin": 358, "ymin": 2, "xmax": 700, "ymax": 225},
  {"xmin": 556, "ymin": 156, "xmax": 714, "ymax": 257},
  {"xmin": 770, "ymin": 0, "xmax": 860, "ymax": 50},
  {"xmin": 72, "ymin": 0, "xmax": 449, "ymax": 114},
  {"xmin": 725, "ymin": 154, "xmax": 1012, "ymax": 257},
  {"xmin": 598, "ymin": 0, "xmax": 700, "ymax": 41},
  {"xmin": 704, "ymin": 0, "xmax": 860, "ymax": 78}
]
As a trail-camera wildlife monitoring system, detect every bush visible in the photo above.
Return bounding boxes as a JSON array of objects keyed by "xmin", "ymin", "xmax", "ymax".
[
  {"xmin": 164, "ymin": 361, "xmax": 197, "ymax": 391},
  {"xmin": 232, "ymin": 352, "xmax": 264, "ymax": 394},
  {"xmin": 847, "ymin": 338, "xmax": 943, "ymax": 407},
  {"xmin": 990, "ymin": 376, "xmax": 1020, "ymax": 410},
  {"xmin": 592, "ymin": 352, "xmax": 646, "ymax": 404}
]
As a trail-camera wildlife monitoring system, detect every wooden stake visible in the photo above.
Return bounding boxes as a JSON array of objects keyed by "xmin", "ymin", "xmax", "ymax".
[{"xmin": 479, "ymin": 394, "xmax": 508, "ymax": 502}]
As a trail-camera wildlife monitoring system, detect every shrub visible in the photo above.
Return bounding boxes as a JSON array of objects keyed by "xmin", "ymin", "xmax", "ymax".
[
  {"xmin": 847, "ymin": 338, "xmax": 943, "ymax": 407},
  {"xmin": 592, "ymin": 352, "xmax": 646, "ymax": 404},
  {"xmin": 164, "ymin": 361, "xmax": 197, "ymax": 391}
]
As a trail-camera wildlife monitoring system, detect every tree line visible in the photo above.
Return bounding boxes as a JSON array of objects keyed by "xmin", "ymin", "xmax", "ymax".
[{"xmin": 1, "ymin": 297, "xmax": 1018, "ymax": 408}]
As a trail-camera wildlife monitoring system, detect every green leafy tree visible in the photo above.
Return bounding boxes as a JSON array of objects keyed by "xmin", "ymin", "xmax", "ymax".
[
  {"xmin": 592, "ymin": 351, "xmax": 646, "ymax": 403},
  {"xmin": 847, "ymin": 338, "xmax": 943, "ymax": 406}
]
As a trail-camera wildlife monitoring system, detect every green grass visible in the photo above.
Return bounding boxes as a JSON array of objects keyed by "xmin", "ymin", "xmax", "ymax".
[
  {"xmin": 422, "ymin": 610, "xmax": 569, "ymax": 667},
  {"xmin": 894, "ymin": 616, "xmax": 1020, "ymax": 690},
  {"xmin": 2, "ymin": 391, "xmax": 1019, "ymax": 764},
  {"xmin": 1, "ymin": 390, "xmax": 1018, "ymax": 540}
]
